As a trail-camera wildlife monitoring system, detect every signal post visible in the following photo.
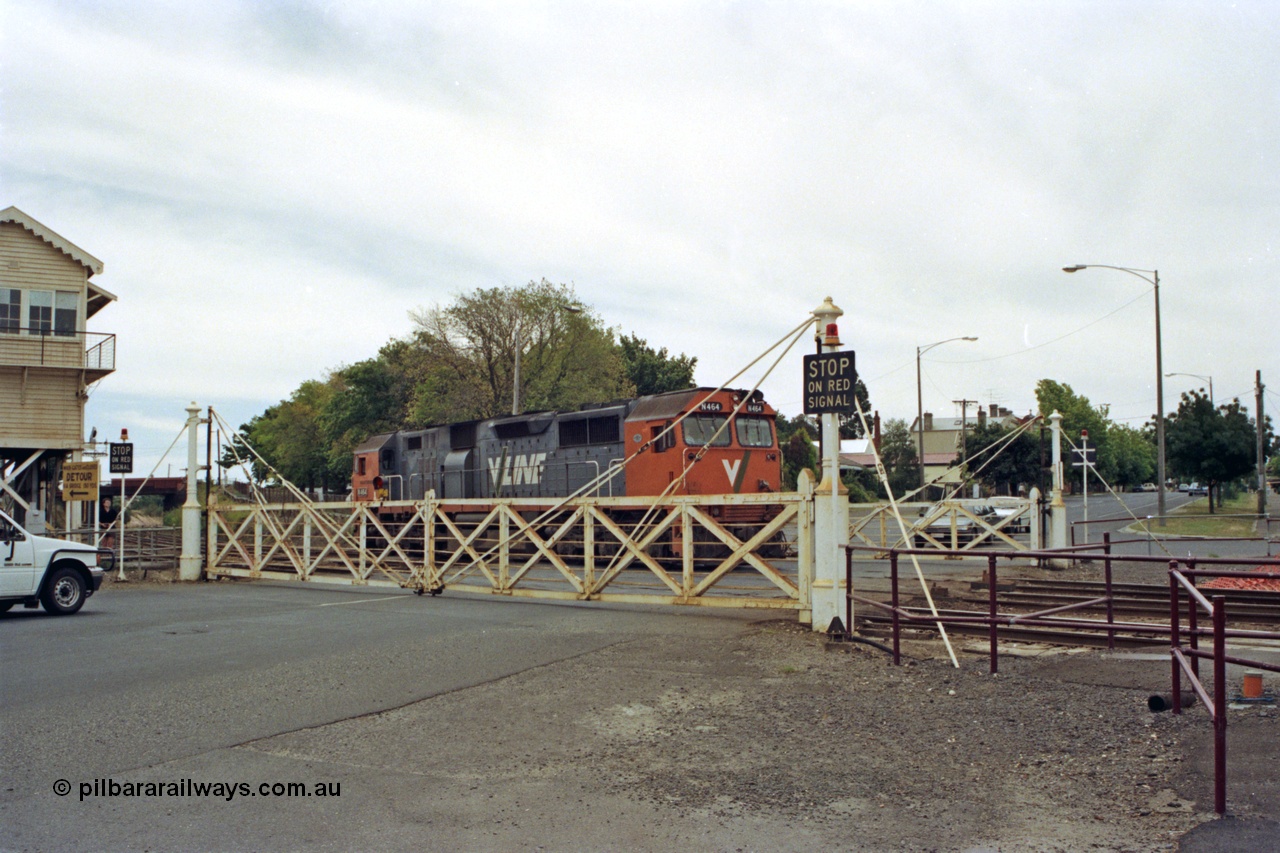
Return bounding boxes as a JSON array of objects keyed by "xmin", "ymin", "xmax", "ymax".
[{"xmin": 805, "ymin": 298, "xmax": 854, "ymax": 633}]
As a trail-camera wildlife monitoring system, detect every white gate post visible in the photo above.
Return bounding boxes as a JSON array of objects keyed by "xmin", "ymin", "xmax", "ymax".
[
  {"xmin": 1027, "ymin": 487, "xmax": 1042, "ymax": 551},
  {"xmin": 1047, "ymin": 410, "xmax": 1068, "ymax": 567},
  {"xmin": 179, "ymin": 402, "xmax": 203, "ymax": 581},
  {"xmin": 810, "ymin": 299, "xmax": 849, "ymax": 633}
]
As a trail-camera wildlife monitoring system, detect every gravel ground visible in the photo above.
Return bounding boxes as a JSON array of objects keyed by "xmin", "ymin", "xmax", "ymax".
[
  {"xmin": 580, "ymin": 621, "xmax": 1222, "ymax": 852},
  {"xmin": 103, "ymin": 565, "xmax": 1277, "ymax": 851},
  {"xmin": 243, "ymin": 607, "xmax": 1276, "ymax": 852}
]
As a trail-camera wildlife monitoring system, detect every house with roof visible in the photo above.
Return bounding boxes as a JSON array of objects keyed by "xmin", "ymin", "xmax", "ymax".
[
  {"xmin": 909, "ymin": 404, "xmax": 1025, "ymax": 492},
  {"xmin": 1, "ymin": 206, "xmax": 117, "ymax": 530}
]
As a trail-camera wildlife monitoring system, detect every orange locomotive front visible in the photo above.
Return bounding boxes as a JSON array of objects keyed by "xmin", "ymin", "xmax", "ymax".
[{"xmin": 622, "ymin": 388, "xmax": 781, "ymax": 499}]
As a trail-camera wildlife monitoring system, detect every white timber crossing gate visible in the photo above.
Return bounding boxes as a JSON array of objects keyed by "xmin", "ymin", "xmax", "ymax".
[
  {"xmin": 193, "ymin": 297, "xmax": 1039, "ymax": 631},
  {"xmin": 205, "ymin": 490, "xmax": 816, "ymax": 616}
]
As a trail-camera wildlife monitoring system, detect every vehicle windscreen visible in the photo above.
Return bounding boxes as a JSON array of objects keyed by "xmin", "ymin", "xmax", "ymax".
[
  {"xmin": 683, "ymin": 415, "xmax": 731, "ymax": 447},
  {"xmin": 734, "ymin": 416, "xmax": 774, "ymax": 448}
]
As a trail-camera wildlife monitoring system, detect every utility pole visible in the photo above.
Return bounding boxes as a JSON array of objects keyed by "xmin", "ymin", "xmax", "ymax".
[
  {"xmin": 1259, "ymin": 370, "xmax": 1268, "ymax": 518},
  {"xmin": 953, "ymin": 398, "xmax": 977, "ymax": 496}
]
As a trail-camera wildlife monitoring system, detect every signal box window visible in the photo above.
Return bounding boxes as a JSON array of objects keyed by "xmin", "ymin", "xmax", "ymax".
[
  {"xmin": 735, "ymin": 416, "xmax": 774, "ymax": 448},
  {"xmin": 26, "ymin": 290, "xmax": 77, "ymax": 337},
  {"xmin": 357, "ymin": 457, "xmax": 367, "ymax": 475},
  {"xmin": 683, "ymin": 415, "xmax": 730, "ymax": 447},
  {"xmin": 0, "ymin": 288, "xmax": 18, "ymax": 334}
]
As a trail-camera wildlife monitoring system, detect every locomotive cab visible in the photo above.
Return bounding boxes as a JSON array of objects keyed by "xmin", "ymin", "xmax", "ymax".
[
  {"xmin": 352, "ymin": 433, "xmax": 396, "ymax": 501},
  {"xmin": 623, "ymin": 388, "xmax": 781, "ymax": 498}
]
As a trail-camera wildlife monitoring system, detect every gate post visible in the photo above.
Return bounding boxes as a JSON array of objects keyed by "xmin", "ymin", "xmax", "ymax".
[
  {"xmin": 179, "ymin": 402, "xmax": 204, "ymax": 581},
  {"xmin": 1047, "ymin": 410, "xmax": 1069, "ymax": 567},
  {"xmin": 796, "ymin": 469, "xmax": 815, "ymax": 625},
  {"xmin": 809, "ymin": 302, "xmax": 849, "ymax": 633}
]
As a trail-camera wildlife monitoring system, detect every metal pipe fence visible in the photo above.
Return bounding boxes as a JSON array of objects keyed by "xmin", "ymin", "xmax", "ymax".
[{"xmin": 841, "ymin": 539, "xmax": 1280, "ymax": 816}]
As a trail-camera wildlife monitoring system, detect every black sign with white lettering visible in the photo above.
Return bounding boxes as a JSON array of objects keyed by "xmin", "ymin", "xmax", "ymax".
[
  {"xmin": 803, "ymin": 350, "xmax": 857, "ymax": 415},
  {"xmin": 109, "ymin": 442, "xmax": 134, "ymax": 474},
  {"xmin": 1070, "ymin": 448, "xmax": 1097, "ymax": 466}
]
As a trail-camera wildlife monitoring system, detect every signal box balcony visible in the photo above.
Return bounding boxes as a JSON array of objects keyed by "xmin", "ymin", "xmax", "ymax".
[{"xmin": 0, "ymin": 327, "xmax": 117, "ymax": 382}]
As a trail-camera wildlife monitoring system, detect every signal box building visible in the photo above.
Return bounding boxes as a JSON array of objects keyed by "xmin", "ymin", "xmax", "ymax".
[{"xmin": 0, "ymin": 206, "xmax": 117, "ymax": 530}]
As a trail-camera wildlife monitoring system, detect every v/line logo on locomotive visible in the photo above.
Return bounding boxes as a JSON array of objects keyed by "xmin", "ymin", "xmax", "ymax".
[{"xmin": 350, "ymin": 388, "xmax": 783, "ymax": 503}]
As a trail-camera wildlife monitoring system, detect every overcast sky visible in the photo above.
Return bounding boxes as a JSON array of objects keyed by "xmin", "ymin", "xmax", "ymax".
[{"xmin": 2, "ymin": 1, "xmax": 1277, "ymax": 477}]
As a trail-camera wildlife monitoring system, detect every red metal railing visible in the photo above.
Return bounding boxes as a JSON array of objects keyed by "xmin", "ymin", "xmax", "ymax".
[
  {"xmin": 843, "ymin": 541, "xmax": 1280, "ymax": 815},
  {"xmin": 1170, "ymin": 564, "xmax": 1280, "ymax": 815}
]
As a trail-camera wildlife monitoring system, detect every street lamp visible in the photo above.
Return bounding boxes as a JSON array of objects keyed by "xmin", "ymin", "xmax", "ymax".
[
  {"xmin": 1166, "ymin": 372, "xmax": 1213, "ymax": 405},
  {"xmin": 1062, "ymin": 264, "xmax": 1166, "ymax": 525},
  {"xmin": 916, "ymin": 336, "xmax": 978, "ymax": 490}
]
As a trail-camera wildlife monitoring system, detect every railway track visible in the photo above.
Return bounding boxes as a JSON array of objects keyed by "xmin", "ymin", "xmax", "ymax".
[
  {"xmin": 854, "ymin": 576, "xmax": 1280, "ymax": 649},
  {"xmin": 966, "ymin": 578, "xmax": 1280, "ymax": 624}
]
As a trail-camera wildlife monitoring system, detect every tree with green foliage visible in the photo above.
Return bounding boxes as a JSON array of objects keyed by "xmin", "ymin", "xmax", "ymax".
[
  {"xmin": 1164, "ymin": 391, "xmax": 1271, "ymax": 512},
  {"xmin": 1035, "ymin": 379, "xmax": 1109, "ymax": 486},
  {"xmin": 837, "ymin": 379, "xmax": 874, "ymax": 439},
  {"xmin": 1035, "ymin": 378, "xmax": 1157, "ymax": 490},
  {"xmin": 618, "ymin": 334, "xmax": 696, "ymax": 395},
  {"xmin": 409, "ymin": 279, "xmax": 632, "ymax": 421},
  {"xmin": 842, "ymin": 469, "xmax": 878, "ymax": 503},
  {"xmin": 1101, "ymin": 423, "xmax": 1156, "ymax": 490},
  {"xmin": 225, "ymin": 379, "xmax": 348, "ymax": 490},
  {"xmin": 781, "ymin": 422, "xmax": 818, "ymax": 491},
  {"xmin": 877, "ymin": 418, "xmax": 920, "ymax": 499},
  {"xmin": 959, "ymin": 421, "xmax": 1041, "ymax": 496}
]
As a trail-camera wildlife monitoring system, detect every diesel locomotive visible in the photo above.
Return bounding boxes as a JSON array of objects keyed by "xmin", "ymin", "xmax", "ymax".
[{"xmin": 351, "ymin": 387, "xmax": 782, "ymax": 504}]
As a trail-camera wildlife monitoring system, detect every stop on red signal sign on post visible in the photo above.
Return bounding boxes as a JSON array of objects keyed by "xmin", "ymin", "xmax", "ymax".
[{"xmin": 803, "ymin": 350, "xmax": 857, "ymax": 415}]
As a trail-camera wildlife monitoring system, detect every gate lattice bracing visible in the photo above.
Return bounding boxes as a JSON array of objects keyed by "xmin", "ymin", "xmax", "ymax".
[
  {"xmin": 206, "ymin": 492, "xmax": 810, "ymax": 611},
  {"xmin": 847, "ymin": 498, "xmax": 1036, "ymax": 554},
  {"xmin": 844, "ymin": 499, "xmax": 1034, "ymax": 550}
]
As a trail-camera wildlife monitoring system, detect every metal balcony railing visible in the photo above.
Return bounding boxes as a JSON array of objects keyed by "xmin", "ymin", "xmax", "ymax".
[{"xmin": 0, "ymin": 327, "xmax": 116, "ymax": 372}]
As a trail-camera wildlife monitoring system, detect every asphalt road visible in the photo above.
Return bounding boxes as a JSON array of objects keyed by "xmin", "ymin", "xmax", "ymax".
[
  {"xmin": 0, "ymin": 581, "xmax": 759, "ymax": 852},
  {"xmin": 1061, "ymin": 491, "xmax": 1278, "ymax": 561}
]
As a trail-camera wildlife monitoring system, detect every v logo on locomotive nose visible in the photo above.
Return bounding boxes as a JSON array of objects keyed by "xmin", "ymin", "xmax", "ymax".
[{"xmin": 722, "ymin": 458, "xmax": 741, "ymax": 485}]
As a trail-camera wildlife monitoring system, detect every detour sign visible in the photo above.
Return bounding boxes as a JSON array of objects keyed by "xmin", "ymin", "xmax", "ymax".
[{"xmin": 62, "ymin": 462, "xmax": 100, "ymax": 502}]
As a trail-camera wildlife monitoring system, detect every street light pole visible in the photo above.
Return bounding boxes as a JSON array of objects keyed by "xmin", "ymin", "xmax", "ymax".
[
  {"xmin": 1166, "ymin": 372, "xmax": 1213, "ymax": 405},
  {"xmin": 1063, "ymin": 264, "xmax": 1166, "ymax": 525},
  {"xmin": 916, "ymin": 336, "xmax": 978, "ymax": 491}
]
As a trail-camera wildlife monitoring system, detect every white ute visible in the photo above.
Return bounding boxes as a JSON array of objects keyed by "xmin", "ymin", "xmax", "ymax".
[{"xmin": 0, "ymin": 508, "xmax": 112, "ymax": 616}]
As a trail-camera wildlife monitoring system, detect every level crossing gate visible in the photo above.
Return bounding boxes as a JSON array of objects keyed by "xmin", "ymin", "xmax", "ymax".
[
  {"xmin": 206, "ymin": 491, "xmax": 812, "ymax": 612},
  {"xmin": 847, "ymin": 498, "xmax": 1038, "ymax": 554}
]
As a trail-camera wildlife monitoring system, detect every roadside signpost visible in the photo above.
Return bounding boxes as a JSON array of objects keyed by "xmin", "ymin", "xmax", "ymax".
[
  {"xmin": 109, "ymin": 441, "xmax": 133, "ymax": 475},
  {"xmin": 1071, "ymin": 430, "xmax": 1097, "ymax": 544},
  {"xmin": 109, "ymin": 433, "xmax": 132, "ymax": 577},
  {"xmin": 61, "ymin": 462, "xmax": 99, "ymax": 503}
]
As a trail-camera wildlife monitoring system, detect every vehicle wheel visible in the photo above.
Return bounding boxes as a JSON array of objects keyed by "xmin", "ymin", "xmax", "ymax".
[
  {"xmin": 40, "ymin": 567, "xmax": 86, "ymax": 615},
  {"xmin": 0, "ymin": 601, "xmax": 14, "ymax": 613}
]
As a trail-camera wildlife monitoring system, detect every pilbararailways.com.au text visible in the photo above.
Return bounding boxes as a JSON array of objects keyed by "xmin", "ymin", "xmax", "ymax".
[{"xmin": 56, "ymin": 778, "xmax": 341, "ymax": 802}]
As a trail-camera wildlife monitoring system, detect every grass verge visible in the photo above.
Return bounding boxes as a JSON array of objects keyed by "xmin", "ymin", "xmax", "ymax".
[{"xmin": 1134, "ymin": 492, "xmax": 1263, "ymax": 538}]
